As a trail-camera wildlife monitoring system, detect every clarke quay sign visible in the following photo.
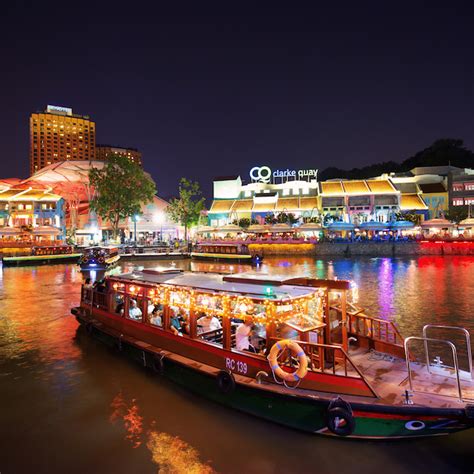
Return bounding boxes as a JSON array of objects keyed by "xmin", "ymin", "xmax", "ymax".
[{"xmin": 249, "ymin": 166, "xmax": 318, "ymax": 183}]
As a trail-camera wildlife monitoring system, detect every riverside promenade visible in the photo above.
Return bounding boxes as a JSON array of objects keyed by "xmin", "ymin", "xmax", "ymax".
[{"xmin": 248, "ymin": 241, "xmax": 474, "ymax": 256}]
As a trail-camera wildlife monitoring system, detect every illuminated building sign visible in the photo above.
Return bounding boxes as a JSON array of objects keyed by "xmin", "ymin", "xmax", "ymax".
[
  {"xmin": 250, "ymin": 166, "xmax": 318, "ymax": 183},
  {"xmin": 46, "ymin": 105, "xmax": 73, "ymax": 116}
]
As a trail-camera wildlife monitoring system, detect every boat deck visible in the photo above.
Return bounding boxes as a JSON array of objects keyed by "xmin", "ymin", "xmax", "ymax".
[{"xmin": 347, "ymin": 347, "xmax": 474, "ymax": 408}]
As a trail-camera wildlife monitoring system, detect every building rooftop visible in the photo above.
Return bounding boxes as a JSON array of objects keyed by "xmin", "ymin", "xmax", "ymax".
[
  {"xmin": 418, "ymin": 183, "xmax": 446, "ymax": 193},
  {"xmin": 399, "ymin": 194, "xmax": 427, "ymax": 210}
]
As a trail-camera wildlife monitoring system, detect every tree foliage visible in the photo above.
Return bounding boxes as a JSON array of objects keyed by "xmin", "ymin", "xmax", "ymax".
[
  {"xmin": 445, "ymin": 206, "xmax": 469, "ymax": 224},
  {"xmin": 394, "ymin": 211, "xmax": 421, "ymax": 225},
  {"xmin": 89, "ymin": 155, "xmax": 156, "ymax": 238},
  {"xmin": 166, "ymin": 178, "xmax": 205, "ymax": 241},
  {"xmin": 232, "ymin": 217, "xmax": 257, "ymax": 228}
]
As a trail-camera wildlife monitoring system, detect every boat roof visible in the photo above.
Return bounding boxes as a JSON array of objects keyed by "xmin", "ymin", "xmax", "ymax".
[{"xmin": 110, "ymin": 269, "xmax": 320, "ymax": 301}]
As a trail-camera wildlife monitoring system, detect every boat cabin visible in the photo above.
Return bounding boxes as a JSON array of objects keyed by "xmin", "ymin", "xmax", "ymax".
[
  {"xmin": 81, "ymin": 269, "xmax": 404, "ymax": 397},
  {"xmin": 193, "ymin": 243, "xmax": 251, "ymax": 256}
]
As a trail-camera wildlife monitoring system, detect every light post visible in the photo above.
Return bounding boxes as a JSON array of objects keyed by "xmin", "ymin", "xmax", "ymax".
[
  {"xmin": 133, "ymin": 214, "xmax": 140, "ymax": 246},
  {"xmin": 153, "ymin": 211, "xmax": 165, "ymax": 242}
]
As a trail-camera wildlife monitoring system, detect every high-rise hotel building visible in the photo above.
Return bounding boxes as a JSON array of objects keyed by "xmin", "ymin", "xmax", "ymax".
[
  {"xmin": 96, "ymin": 145, "xmax": 142, "ymax": 166},
  {"xmin": 29, "ymin": 105, "xmax": 96, "ymax": 175}
]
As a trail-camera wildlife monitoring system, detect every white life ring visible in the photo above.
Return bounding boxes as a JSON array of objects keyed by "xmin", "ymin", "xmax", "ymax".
[{"xmin": 267, "ymin": 339, "xmax": 308, "ymax": 382}]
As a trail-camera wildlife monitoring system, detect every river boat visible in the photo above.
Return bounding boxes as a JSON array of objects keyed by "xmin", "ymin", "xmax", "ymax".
[
  {"xmin": 71, "ymin": 268, "xmax": 474, "ymax": 439},
  {"xmin": 191, "ymin": 243, "xmax": 262, "ymax": 264},
  {"xmin": 2, "ymin": 245, "xmax": 81, "ymax": 266},
  {"xmin": 78, "ymin": 246, "xmax": 120, "ymax": 271}
]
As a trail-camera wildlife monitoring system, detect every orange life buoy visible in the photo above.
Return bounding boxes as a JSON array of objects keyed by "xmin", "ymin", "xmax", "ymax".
[{"xmin": 267, "ymin": 339, "xmax": 308, "ymax": 382}]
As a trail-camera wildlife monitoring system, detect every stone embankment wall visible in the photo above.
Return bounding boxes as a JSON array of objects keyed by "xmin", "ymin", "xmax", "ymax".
[{"xmin": 250, "ymin": 242, "xmax": 474, "ymax": 256}]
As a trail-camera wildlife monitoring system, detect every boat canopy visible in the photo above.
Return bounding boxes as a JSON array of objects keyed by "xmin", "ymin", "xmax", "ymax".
[{"xmin": 112, "ymin": 270, "xmax": 318, "ymax": 301}]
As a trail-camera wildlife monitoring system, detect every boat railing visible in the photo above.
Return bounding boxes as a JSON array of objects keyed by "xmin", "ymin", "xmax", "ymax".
[
  {"xmin": 405, "ymin": 336, "xmax": 463, "ymax": 401},
  {"xmin": 269, "ymin": 337, "xmax": 377, "ymax": 394},
  {"xmin": 422, "ymin": 325, "xmax": 473, "ymax": 378},
  {"xmin": 81, "ymin": 287, "xmax": 108, "ymax": 310},
  {"xmin": 347, "ymin": 312, "xmax": 404, "ymax": 347}
]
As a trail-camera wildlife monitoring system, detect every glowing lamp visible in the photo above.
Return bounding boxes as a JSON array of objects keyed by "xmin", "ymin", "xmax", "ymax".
[
  {"xmin": 239, "ymin": 303, "xmax": 248, "ymax": 313},
  {"xmin": 264, "ymin": 286, "xmax": 274, "ymax": 296}
]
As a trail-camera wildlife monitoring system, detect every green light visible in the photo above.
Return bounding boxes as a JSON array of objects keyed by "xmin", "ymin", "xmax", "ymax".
[{"xmin": 264, "ymin": 286, "xmax": 274, "ymax": 296}]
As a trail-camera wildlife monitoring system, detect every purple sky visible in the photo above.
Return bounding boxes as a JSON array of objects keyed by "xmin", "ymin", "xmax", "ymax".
[{"xmin": 2, "ymin": 2, "xmax": 474, "ymax": 198}]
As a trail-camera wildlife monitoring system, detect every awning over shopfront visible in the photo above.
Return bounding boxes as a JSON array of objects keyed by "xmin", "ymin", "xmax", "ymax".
[
  {"xmin": 298, "ymin": 223, "xmax": 322, "ymax": 231},
  {"xmin": 327, "ymin": 222, "xmax": 355, "ymax": 231},
  {"xmin": 389, "ymin": 220, "xmax": 415, "ymax": 230},
  {"xmin": 196, "ymin": 226, "xmax": 218, "ymax": 233},
  {"xmin": 0, "ymin": 227, "xmax": 22, "ymax": 235},
  {"xmin": 215, "ymin": 224, "xmax": 242, "ymax": 233},
  {"xmin": 247, "ymin": 224, "xmax": 268, "ymax": 233},
  {"xmin": 32, "ymin": 226, "xmax": 61, "ymax": 235},
  {"xmin": 421, "ymin": 218, "xmax": 454, "ymax": 229},
  {"xmin": 269, "ymin": 224, "xmax": 294, "ymax": 233},
  {"xmin": 459, "ymin": 218, "xmax": 474, "ymax": 228},
  {"xmin": 359, "ymin": 221, "xmax": 388, "ymax": 231}
]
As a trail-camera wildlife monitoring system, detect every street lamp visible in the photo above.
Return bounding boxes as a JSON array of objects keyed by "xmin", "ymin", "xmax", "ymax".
[
  {"xmin": 153, "ymin": 212, "xmax": 165, "ymax": 242},
  {"xmin": 133, "ymin": 214, "xmax": 140, "ymax": 246}
]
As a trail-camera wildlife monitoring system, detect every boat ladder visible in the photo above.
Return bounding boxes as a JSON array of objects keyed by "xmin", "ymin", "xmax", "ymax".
[{"xmin": 404, "ymin": 325, "xmax": 473, "ymax": 402}]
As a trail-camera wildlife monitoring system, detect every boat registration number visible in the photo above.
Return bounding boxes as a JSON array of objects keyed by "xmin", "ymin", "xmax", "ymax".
[{"xmin": 225, "ymin": 357, "xmax": 248, "ymax": 374}]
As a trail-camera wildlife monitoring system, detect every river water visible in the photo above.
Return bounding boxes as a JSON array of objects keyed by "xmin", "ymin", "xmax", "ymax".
[{"xmin": 0, "ymin": 256, "xmax": 473, "ymax": 473}]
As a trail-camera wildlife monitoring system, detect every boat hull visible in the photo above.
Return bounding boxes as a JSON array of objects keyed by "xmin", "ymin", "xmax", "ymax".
[
  {"xmin": 191, "ymin": 252, "xmax": 261, "ymax": 264},
  {"xmin": 72, "ymin": 309, "xmax": 473, "ymax": 440},
  {"xmin": 2, "ymin": 253, "xmax": 81, "ymax": 266}
]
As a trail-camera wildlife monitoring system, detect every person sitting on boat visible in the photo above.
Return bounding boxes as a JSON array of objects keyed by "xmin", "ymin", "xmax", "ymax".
[
  {"xmin": 170, "ymin": 311, "xmax": 183, "ymax": 335},
  {"xmin": 178, "ymin": 312, "xmax": 190, "ymax": 335},
  {"xmin": 128, "ymin": 299, "xmax": 142, "ymax": 321},
  {"xmin": 197, "ymin": 313, "xmax": 222, "ymax": 334},
  {"xmin": 149, "ymin": 307, "xmax": 162, "ymax": 327},
  {"xmin": 84, "ymin": 277, "xmax": 93, "ymax": 289},
  {"xmin": 236, "ymin": 318, "xmax": 257, "ymax": 353}
]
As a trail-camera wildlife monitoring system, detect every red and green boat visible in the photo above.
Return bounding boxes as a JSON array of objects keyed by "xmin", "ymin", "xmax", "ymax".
[{"xmin": 71, "ymin": 268, "xmax": 474, "ymax": 439}]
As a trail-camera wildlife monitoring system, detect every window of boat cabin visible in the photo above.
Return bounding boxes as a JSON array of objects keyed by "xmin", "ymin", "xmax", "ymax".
[
  {"xmin": 125, "ymin": 284, "xmax": 144, "ymax": 322},
  {"xmin": 145, "ymin": 287, "xmax": 163, "ymax": 328},
  {"xmin": 168, "ymin": 289, "xmax": 192, "ymax": 336},
  {"xmin": 194, "ymin": 293, "xmax": 224, "ymax": 347},
  {"xmin": 278, "ymin": 291, "xmax": 325, "ymax": 344},
  {"xmin": 229, "ymin": 299, "xmax": 267, "ymax": 355},
  {"xmin": 111, "ymin": 281, "xmax": 126, "ymax": 315}
]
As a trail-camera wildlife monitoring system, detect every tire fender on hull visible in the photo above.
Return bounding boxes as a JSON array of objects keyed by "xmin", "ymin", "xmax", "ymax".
[
  {"xmin": 326, "ymin": 397, "xmax": 355, "ymax": 436},
  {"xmin": 216, "ymin": 370, "xmax": 236, "ymax": 394}
]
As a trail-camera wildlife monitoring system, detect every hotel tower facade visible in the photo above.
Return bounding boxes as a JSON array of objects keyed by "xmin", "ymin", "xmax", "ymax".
[{"xmin": 29, "ymin": 105, "xmax": 96, "ymax": 175}]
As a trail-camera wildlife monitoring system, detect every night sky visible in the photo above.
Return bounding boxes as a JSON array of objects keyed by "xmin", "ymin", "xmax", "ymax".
[{"xmin": 2, "ymin": 2, "xmax": 474, "ymax": 198}]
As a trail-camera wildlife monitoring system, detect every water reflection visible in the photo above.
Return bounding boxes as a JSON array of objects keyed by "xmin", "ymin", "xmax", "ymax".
[
  {"xmin": 110, "ymin": 391, "xmax": 216, "ymax": 473},
  {"xmin": 1, "ymin": 257, "xmax": 474, "ymax": 473}
]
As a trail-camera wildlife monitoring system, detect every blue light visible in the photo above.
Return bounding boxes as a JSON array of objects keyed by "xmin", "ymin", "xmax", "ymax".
[{"xmin": 89, "ymin": 263, "xmax": 97, "ymax": 267}]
